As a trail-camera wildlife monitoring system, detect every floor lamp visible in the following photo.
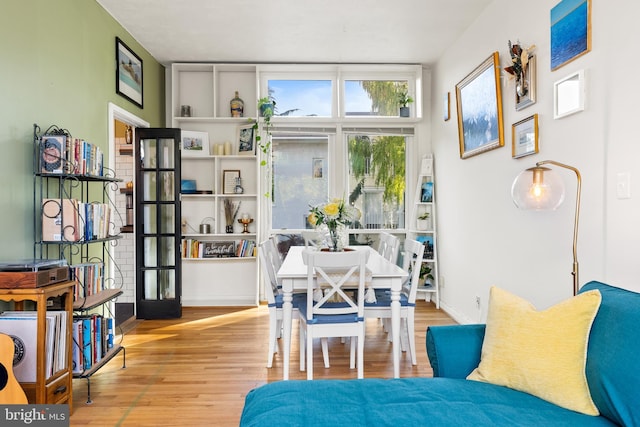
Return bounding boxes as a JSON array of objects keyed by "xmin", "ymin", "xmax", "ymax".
[{"xmin": 511, "ymin": 160, "xmax": 582, "ymax": 296}]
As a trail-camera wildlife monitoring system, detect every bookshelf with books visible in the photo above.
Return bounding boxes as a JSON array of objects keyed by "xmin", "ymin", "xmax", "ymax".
[
  {"xmin": 32, "ymin": 123, "xmax": 125, "ymax": 404},
  {"xmin": 170, "ymin": 64, "xmax": 262, "ymax": 306}
]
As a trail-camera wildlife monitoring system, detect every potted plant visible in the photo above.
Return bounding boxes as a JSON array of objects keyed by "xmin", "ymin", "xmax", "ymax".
[
  {"xmin": 397, "ymin": 90, "xmax": 414, "ymax": 117},
  {"xmin": 251, "ymin": 97, "xmax": 277, "ymax": 164},
  {"xmin": 419, "ymin": 263, "xmax": 434, "ymax": 286},
  {"xmin": 416, "ymin": 212, "xmax": 430, "ymax": 230}
]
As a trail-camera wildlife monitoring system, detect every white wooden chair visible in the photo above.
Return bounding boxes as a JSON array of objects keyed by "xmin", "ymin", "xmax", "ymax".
[
  {"xmin": 298, "ymin": 249, "xmax": 368, "ymax": 379},
  {"xmin": 364, "ymin": 238, "xmax": 424, "ymax": 365},
  {"xmin": 259, "ymin": 239, "xmax": 329, "ymax": 368},
  {"xmin": 377, "ymin": 232, "xmax": 399, "ymax": 265},
  {"xmin": 301, "ymin": 230, "xmax": 325, "ymax": 248}
]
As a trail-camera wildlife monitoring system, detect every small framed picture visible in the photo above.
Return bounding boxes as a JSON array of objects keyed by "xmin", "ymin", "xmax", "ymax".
[
  {"xmin": 40, "ymin": 135, "xmax": 65, "ymax": 174},
  {"xmin": 554, "ymin": 70, "xmax": 585, "ymax": 119},
  {"xmin": 421, "ymin": 181, "xmax": 434, "ymax": 203},
  {"xmin": 237, "ymin": 124, "xmax": 255, "ymax": 155},
  {"xmin": 512, "ymin": 114, "xmax": 539, "ymax": 159},
  {"xmin": 222, "ymin": 170, "xmax": 240, "ymax": 194},
  {"xmin": 115, "ymin": 37, "xmax": 143, "ymax": 108},
  {"xmin": 312, "ymin": 158, "xmax": 324, "ymax": 178},
  {"xmin": 181, "ymin": 131, "xmax": 210, "ymax": 157},
  {"xmin": 515, "ymin": 55, "xmax": 537, "ymax": 111}
]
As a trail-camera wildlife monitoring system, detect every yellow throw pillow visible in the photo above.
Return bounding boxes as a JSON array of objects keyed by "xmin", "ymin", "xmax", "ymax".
[{"xmin": 467, "ymin": 286, "xmax": 601, "ymax": 416}]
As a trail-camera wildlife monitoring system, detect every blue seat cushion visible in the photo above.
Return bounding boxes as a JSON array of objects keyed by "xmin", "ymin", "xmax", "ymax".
[
  {"xmin": 240, "ymin": 377, "xmax": 616, "ymax": 426},
  {"xmin": 364, "ymin": 289, "xmax": 410, "ymax": 307},
  {"xmin": 298, "ymin": 300, "xmax": 362, "ymax": 324},
  {"xmin": 272, "ymin": 292, "xmax": 307, "ymax": 309}
]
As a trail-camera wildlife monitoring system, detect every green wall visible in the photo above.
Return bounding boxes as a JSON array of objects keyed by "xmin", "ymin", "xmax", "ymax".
[{"xmin": 0, "ymin": 0, "xmax": 165, "ymax": 260}]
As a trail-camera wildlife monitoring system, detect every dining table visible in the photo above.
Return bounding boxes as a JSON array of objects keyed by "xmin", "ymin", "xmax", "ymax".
[{"xmin": 276, "ymin": 245, "xmax": 408, "ymax": 380}]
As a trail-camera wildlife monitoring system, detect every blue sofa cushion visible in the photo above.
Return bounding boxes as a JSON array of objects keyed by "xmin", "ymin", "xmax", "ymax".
[
  {"xmin": 240, "ymin": 377, "xmax": 617, "ymax": 426},
  {"xmin": 580, "ymin": 281, "xmax": 640, "ymax": 427}
]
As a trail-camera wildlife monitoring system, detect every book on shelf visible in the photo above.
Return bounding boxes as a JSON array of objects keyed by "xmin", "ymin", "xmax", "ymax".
[
  {"xmin": 72, "ymin": 314, "xmax": 114, "ymax": 373},
  {"xmin": 181, "ymin": 239, "xmax": 255, "ymax": 258},
  {"xmin": 40, "ymin": 135, "xmax": 104, "ymax": 177},
  {"xmin": 42, "ymin": 198, "xmax": 80, "ymax": 242},
  {"xmin": 70, "ymin": 262, "xmax": 105, "ymax": 299}
]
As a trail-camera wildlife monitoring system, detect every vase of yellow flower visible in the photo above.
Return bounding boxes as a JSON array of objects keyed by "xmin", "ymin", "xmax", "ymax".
[{"xmin": 308, "ymin": 198, "xmax": 359, "ymax": 251}]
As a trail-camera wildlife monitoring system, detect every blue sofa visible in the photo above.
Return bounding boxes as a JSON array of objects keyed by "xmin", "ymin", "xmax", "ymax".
[{"xmin": 240, "ymin": 281, "xmax": 639, "ymax": 426}]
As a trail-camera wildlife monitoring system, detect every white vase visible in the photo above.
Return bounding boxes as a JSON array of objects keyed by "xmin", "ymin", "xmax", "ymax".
[{"xmin": 416, "ymin": 219, "xmax": 430, "ymax": 230}]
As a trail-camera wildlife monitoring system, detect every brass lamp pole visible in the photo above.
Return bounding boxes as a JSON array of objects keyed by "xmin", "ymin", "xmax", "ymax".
[{"xmin": 511, "ymin": 160, "xmax": 582, "ymax": 295}]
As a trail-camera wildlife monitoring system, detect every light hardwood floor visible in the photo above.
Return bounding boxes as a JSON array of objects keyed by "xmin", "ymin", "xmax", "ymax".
[{"xmin": 70, "ymin": 300, "xmax": 455, "ymax": 426}]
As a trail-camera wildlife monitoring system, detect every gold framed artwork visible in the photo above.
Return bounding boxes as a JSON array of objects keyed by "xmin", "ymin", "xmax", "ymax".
[
  {"xmin": 443, "ymin": 92, "xmax": 450, "ymax": 121},
  {"xmin": 455, "ymin": 52, "xmax": 505, "ymax": 159},
  {"xmin": 550, "ymin": 0, "xmax": 591, "ymax": 71},
  {"xmin": 512, "ymin": 114, "xmax": 539, "ymax": 159}
]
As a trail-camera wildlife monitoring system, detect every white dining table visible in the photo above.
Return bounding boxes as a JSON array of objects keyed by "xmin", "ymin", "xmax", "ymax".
[{"xmin": 276, "ymin": 245, "xmax": 408, "ymax": 380}]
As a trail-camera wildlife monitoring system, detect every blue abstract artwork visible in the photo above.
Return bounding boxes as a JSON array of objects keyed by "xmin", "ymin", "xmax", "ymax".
[{"xmin": 551, "ymin": 0, "xmax": 590, "ymax": 70}]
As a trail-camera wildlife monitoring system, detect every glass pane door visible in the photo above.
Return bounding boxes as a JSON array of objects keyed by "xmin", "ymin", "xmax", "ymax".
[{"xmin": 135, "ymin": 128, "xmax": 182, "ymax": 319}]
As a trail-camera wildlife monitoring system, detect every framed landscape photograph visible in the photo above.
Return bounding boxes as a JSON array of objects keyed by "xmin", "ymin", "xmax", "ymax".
[
  {"xmin": 512, "ymin": 114, "xmax": 539, "ymax": 159},
  {"xmin": 455, "ymin": 52, "xmax": 504, "ymax": 159},
  {"xmin": 115, "ymin": 37, "xmax": 143, "ymax": 108},
  {"xmin": 237, "ymin": 124, "xmax": 255, "ymax": 155},
  {"xmin": 181, "ymin": 131, "xmax": 210, "ymax": 157},
  {"xmin": 550, "ymin": 0, "xmax": 591, "ymax": 71}
]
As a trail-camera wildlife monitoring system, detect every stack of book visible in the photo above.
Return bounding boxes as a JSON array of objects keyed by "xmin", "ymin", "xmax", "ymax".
[
  {"xmin": 70, "ymin": 262, "xmax": 105, "ymax": 300},
  {"xmin": 71, "ymin": 314, "xmax": 114, "ymax": 374},
  {"xmin": 41, "ymin": 199, "xmax": 112, "ymax": 242}
]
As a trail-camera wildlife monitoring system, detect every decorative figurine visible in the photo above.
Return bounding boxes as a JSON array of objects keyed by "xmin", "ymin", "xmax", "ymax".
[
  {"xmin": 238, "ymin": 214, "xmax": 253, "ymax": 234},
  {"xmin": 234, "ymin": 177, "xmax": 244, "ymax": 194},
  {"xmin": 230, "ymin": 91, "xmax": 244, "ymax": 117}
]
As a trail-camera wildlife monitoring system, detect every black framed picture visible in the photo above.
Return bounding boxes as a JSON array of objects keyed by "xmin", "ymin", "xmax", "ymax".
[{"xmin": 116, "ymin": 37, "xmax": 143, "ymax": 108}]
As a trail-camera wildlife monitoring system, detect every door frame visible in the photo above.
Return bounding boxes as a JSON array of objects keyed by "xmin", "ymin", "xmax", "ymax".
[{"xmin": 107, "ymin": 103, "xmax": 149, "ymax": 320}]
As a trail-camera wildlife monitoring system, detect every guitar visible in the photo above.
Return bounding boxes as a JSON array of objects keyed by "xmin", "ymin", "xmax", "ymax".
[{"xmin": 0, "ymin": 333, "xmax": 28, "ymax": 404}]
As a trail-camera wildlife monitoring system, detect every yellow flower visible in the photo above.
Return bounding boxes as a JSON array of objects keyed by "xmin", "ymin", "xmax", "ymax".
[
  {"xmin": 323, "ymin": 202, "xmax": 340, "ymax": 217},
  {"xmin": 307, "ymin": 213, "xmax": 318, "ymax": 226}
]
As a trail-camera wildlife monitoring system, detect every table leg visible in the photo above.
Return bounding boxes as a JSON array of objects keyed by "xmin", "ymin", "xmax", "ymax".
[
  {"xmin": 282, "ymin": 283, "xmax": 293, "ymax": 380},
  {"xmin": 390, "ymin": 285, "xmax": 401, "ymax": 378}
]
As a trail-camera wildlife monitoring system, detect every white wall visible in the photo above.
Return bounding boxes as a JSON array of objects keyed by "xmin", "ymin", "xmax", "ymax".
[{"xmin": 431, "ymin": 0, "xmax": 640, "ymax": 324}]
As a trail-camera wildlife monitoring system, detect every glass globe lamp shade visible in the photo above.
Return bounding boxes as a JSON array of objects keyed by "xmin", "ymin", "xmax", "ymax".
[{"xmin": 511, "ymin": 166, "xmax": 565, "ymax": 210}]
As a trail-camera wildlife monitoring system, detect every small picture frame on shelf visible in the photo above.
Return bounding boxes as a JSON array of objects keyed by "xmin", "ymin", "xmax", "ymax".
[
  {"xmin": 115, "ymin": 37, "xmax": 143, "ymax": 109},
  {"xmin": 181, "ymin": 131, "xmax": 210, "ymax": 157},
  {"xmin": 222, "ymin": 170, "xmax": 240, "ymax": 194},
  {"xmin": 237, "ymin": 124, "xmax": 255, "ymax": 155},
  {"xmin": 512, "ymin": 114, "xmax": 539, "ymax": 159},
  {"xmin": 421, "ymin": 181, "xmax": 433, "ymax": 203},
  {"xmin": 416, "ymin": 235, "xmax": 435, "ymax": 259},
  {"xmin": 40, "ymin": 135, "xmax": 65, "ymax": 174}
]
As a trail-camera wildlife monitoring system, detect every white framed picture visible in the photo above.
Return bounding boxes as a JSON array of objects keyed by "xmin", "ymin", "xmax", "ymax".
[
  {"xmin": 554, "ymin": 70, "xmax": 585, "ymax": 119},
  {"xmin": 181, "ymin": 130, "xmax": 210, "ymax": 157}
]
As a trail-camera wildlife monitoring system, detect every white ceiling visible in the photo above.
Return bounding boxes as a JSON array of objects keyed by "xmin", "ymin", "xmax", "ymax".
[{"xmin": 97, "ymin": 0, "xmax": 492, "ymax": 65}]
